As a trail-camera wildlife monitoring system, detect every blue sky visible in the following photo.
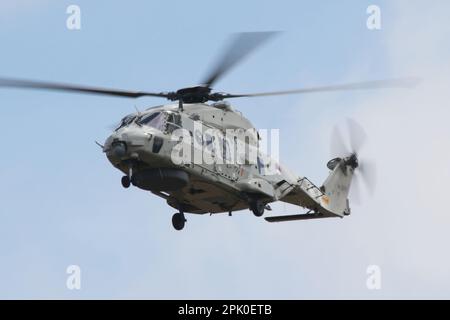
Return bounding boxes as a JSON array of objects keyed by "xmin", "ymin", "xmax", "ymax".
[{"xmin": 1, "ymin": 0, "xmax": 450, "ymax": 299}]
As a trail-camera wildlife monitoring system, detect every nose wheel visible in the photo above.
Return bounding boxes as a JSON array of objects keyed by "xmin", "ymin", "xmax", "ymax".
[
  {"xmin": 121, "ymin": 175, "xmax": 131, "ymax": 188},
  {"xmin": 250, "ymin": 199, "xmax": 265, "ymax": 217},
  {"xmin": 172, "ymin": 212, "xmax": 186, "ymax": 231}
]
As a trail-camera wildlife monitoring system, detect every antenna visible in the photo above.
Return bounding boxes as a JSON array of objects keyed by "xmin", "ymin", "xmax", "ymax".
[{"xmin": 134, "ymin": 104, "xmax": 141, "ymax": 115}]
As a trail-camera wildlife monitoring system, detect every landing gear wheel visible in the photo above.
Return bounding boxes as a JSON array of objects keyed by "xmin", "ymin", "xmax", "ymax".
[
  {"xmin": 121, "ymin": 175, "xmax": 130, "ymax": 188},
  {"xmin": 172, "ymin": 212, "xmax": 186, "ymax": 231},
  {"xmin": 251, "ymin": 200, "xmax": 265, "ymax": 217}
]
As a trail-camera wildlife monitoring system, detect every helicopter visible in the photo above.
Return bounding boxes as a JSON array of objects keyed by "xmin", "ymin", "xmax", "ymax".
[{"xmin": 0, "ymin": 32, "xmax": 418, "ymax": 230}]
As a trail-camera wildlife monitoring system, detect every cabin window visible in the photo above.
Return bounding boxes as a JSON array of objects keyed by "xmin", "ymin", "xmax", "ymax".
[
  {"xmin": 204, "ymin": 134, "xmax": 214, "ymax": 147},
  {"xmin": 257, "ymin": 156, "xmax": 263, "ymax": 175},
  {"xmin": 223, "ymin": 138, "xmax": 231, "ymax": 162}
]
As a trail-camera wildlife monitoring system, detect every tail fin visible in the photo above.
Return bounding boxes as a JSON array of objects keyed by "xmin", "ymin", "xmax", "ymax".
[{"xmin": 320, "ymin": 157, "xmax": 355, "ymax": 216}]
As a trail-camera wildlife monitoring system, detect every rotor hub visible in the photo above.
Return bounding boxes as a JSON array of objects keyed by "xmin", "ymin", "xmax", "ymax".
[
  {"xmin": 168, "ymin": 86, "xmax": 213, "ymax": 103},
  {"xmin": 346, "ymin": 153, "xmax": 359, "ymax": 169}
]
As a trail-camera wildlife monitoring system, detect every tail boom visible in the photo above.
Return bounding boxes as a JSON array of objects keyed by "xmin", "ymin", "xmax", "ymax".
[{"xmin": 275, "ymin": 158, "xmax": 355, "ymax": 221}]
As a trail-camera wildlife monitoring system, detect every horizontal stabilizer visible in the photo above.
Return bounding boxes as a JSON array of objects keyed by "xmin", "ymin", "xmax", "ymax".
[{"xmin": 265, "ymin": 213, "xmax": 340, "ymax": 223}]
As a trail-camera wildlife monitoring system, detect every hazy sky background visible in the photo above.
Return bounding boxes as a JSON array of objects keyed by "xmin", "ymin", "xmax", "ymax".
[{"xmin": 1, "ymin": 0, "xmax": 449, "ymax": 299}]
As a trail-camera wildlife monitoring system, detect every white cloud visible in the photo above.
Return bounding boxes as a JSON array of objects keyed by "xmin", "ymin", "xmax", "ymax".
[
  {"xmin": 124, "ymin": 2, "xmax": 450, "ymax": 299},
  {"xmin": 220, "ymin": 1, "xmax": 450, "ymax": 299},
  {"xmin": 2, "ymin": 1, "xmax": 449, "ymax": 299},
  {"xmin": 306, "ymin": 1, "xmax": 450, "ymax": 297}
]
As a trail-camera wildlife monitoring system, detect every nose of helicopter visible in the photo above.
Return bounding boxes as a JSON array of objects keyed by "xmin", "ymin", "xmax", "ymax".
[
  {"xmin": 103, "ymin": 128, "xmax": 150, "ymax": 162},
  {"xmin": 110, "ymin": 140, "xmax": 127, "ymax": 158}
]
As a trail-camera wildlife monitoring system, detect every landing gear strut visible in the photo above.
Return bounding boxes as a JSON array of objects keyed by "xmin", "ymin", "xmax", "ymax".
[
  {"xmin": 172, "ymin": 212, "xmax": 186, "ymax": 231},
  {"xmin": 250, "ymin": 199, "xmax": 265, "ymax": 217},
  {"xmin": 121, "ymin": 164, "xmax": 134, "ymax": 189}
]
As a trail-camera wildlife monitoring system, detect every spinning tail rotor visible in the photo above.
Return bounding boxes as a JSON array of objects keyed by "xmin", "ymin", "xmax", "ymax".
[
  {"xmin": 330, "ymin": 119, "xmax": 377, "ymax": 203},
  {"xmin": 266, "ymin": 120, "xmax": 377, "ymax": 223}
]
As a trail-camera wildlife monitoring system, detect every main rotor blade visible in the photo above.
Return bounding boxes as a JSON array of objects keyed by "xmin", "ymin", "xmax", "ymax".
[
  {"xmin": 347, "ymin": 118, "xmax": 367, "ymax": 154},
  {"xmin": 221, "ymin": 77, "xmax": 421, "ymax": 99},
  {"xmin": 0, "ymin": 77, "xmax": 170, "ymax": 99},
  {"xmin": 330, "ymin": 126, "xmax": 349, "ymax": 157},
  {"xmin": 350, "ymin": 172, "xmax": 362, "ymax": 205},
  {"xmin": 359, "ymin": 160, "xmax": 377, "ymax": 196},
  {"xmin": 202, "ymin": 32, "xmax": 279, "ymax": 88}
]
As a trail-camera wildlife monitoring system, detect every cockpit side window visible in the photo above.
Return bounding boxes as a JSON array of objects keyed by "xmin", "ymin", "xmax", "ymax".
[{"xmin": 166, "ymin": 112, "xmax": 182, "ymax": 134}]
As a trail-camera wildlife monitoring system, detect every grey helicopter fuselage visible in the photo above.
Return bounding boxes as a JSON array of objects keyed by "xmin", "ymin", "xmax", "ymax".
[
  {"xmin": 103, "ymin": 102, "xmax": 300, "ymax": 215},
  {"xmin": 0, "ymin": 32, "xmax": 384, "ymax": 230}
]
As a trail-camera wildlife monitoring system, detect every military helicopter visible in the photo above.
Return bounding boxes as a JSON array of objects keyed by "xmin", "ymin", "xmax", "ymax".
[{"xmin": 0, "ymin": 32, "xmax": 417, "ymax": 230}]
